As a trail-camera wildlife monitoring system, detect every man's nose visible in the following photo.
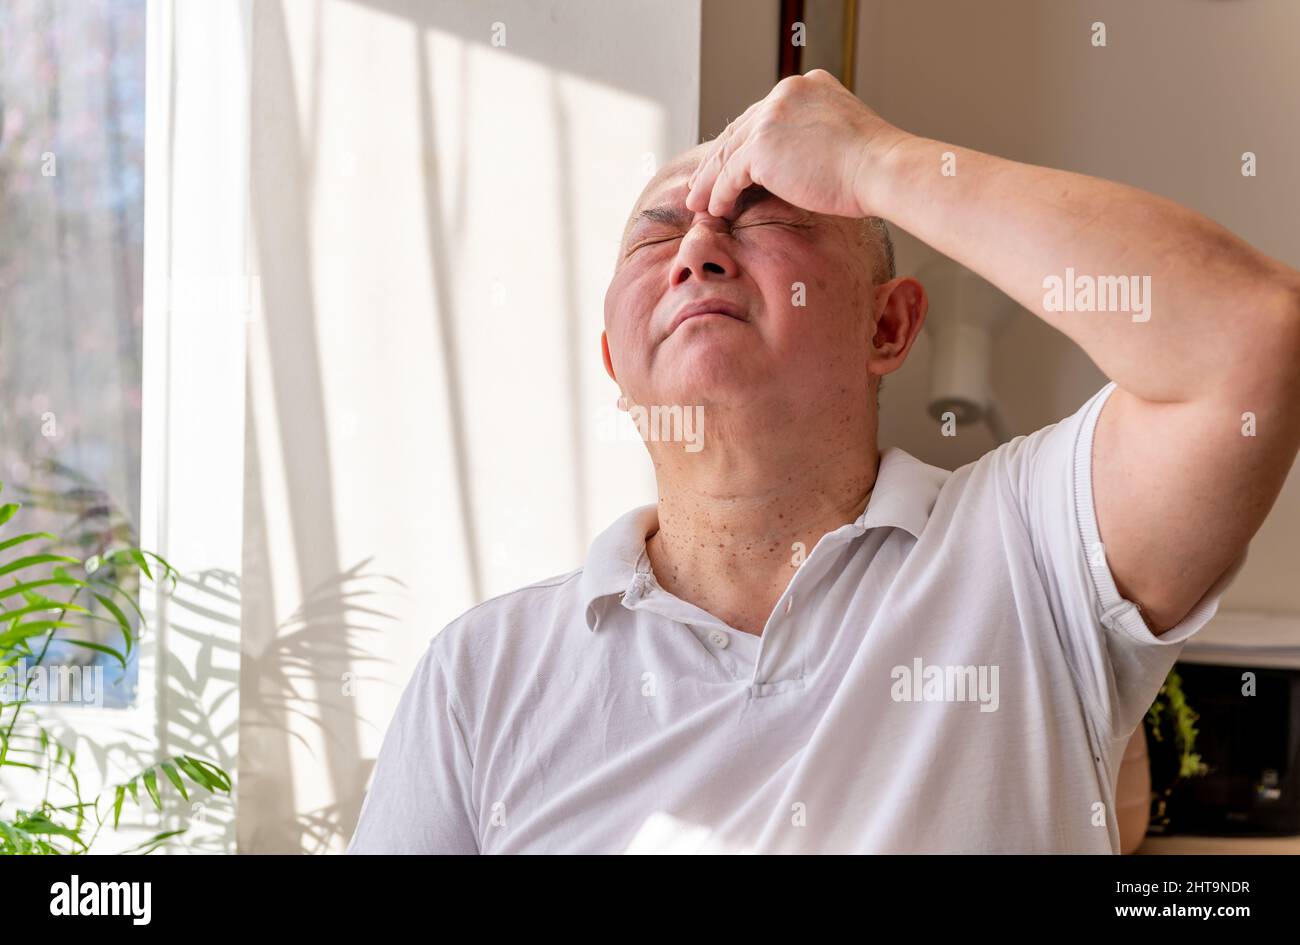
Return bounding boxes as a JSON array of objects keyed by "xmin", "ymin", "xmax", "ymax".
[{"xmin": 668, "ymin": 223, "xmax": 739, "ymax": 287}]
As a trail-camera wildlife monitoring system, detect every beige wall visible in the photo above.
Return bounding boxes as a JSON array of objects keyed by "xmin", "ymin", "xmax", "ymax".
[
  {"xmin": 699, "ymin": 0, "xmax": 778, "ymax": 140},
  {"xmin": 857, "ymin": 0, "xmax": 1300, "ymax": 614}
]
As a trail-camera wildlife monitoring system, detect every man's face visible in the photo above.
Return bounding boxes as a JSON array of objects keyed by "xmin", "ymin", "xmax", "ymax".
[{"xmin": 602, "ymin": 147, "xmax": 881, "ymax": 422}]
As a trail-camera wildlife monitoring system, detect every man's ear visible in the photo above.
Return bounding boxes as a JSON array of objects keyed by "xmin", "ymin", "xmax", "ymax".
[
  {"xmin": 601, "ymin": 331, "xmax": 618, "ymax": 382},
  {"xmin": 867, "ymin": 276, "xmax": 928, "ymax": 379}
]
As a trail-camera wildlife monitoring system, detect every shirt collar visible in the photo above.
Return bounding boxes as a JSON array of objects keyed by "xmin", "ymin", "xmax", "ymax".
[
  {"xmin": 857, "ymin": 446, "xmax": 948, "ymax": 540},
  {"xmin": 578, "ymin": 504, "xmax": 658, "ymax": 630},
  {"xmin": 578, "ymin": 447, "xmax": 947, "ymax": 632}
]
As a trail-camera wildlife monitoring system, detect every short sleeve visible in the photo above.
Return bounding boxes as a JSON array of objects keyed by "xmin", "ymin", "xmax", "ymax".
[
  {"xmin": 999, "ymin": 381, "xmax": 1249, "ymax": 741},
  {"xmin": 346, "ymin": 638, "xmax": 479, "ymax": 854}
]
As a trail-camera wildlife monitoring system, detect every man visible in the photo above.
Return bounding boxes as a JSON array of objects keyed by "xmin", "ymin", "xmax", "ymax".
[{"xmin": 348, "ymin": 71, "xmax": 1300, "ymax": 854}]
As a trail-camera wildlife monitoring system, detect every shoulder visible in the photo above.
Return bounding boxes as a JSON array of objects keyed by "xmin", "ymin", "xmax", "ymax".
[
  {"xmin": 427, "ymin": 567, "xmax": 587, "ymax": 682},
  {"xmin": 949, "ymin": 382, "xmax": 1119, "ymax": 510}
]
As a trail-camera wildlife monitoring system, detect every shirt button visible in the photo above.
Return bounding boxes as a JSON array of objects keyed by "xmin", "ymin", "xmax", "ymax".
[{"xmin": 707, "ymin": 629, "xmax": 729, "ymax": 649}]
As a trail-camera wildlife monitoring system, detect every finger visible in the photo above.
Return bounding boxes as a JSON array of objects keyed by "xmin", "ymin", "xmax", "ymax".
[
  {"xmin": 707, "ymin": 140, "xmax": 756, "ymax": 219},
  {"xmin": 688, "ymin": 98, "xmax": 762, "ymax": 190},
  {"xmin": 687, "ymin": 109, "xmax": 759, "ymax": 212},
  {"xmin": 685, "ymin": 138, "xmax": 724, "ymax": 211},
  {"xmin": 685, "ymin": 129, "xmax": 734, "ymax": 211}
]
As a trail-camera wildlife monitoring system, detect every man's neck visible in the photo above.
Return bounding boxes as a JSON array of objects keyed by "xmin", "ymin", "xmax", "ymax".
[{"xmin": 645, "ymin": 429, "xmax": 880, "ymax": 637}]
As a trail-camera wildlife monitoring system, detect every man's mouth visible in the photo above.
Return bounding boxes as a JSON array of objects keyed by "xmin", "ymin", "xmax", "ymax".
[{"xmin": 666, "ymin": 298, "xmax": 748, "ymax": 336}]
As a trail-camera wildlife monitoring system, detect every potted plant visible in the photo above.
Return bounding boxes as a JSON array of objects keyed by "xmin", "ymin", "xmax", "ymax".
[
  {"xmin": 0, "ymin": 478, "xmax": 232, "ymax": 853},
  {"xmin": 1117, "ymin": 669, "xmax": 1207, "ymax": 853}
]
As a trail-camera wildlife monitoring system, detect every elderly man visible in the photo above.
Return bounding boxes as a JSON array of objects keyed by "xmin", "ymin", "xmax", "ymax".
[{"xmin": 348, "ymin": 71, "xmax": 1300, "ymax": 854}]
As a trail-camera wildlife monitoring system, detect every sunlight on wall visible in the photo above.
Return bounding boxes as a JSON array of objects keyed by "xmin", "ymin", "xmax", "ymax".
[{"xmin": 241, "ymin": 0, "xmax": 701, "ymax": 852}]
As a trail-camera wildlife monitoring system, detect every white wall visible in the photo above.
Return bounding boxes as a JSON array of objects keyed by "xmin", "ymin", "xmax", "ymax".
[
  {"xmin": 857, "ymin": 0, "xmax": 1300, "ymax": 615},
  {"xmin": 239, "ymin": 0, "xmax": 702, "ymax": 852}
]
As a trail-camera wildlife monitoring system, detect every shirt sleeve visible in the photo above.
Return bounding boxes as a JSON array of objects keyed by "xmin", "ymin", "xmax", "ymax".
[
  {"xmin": 999, "ymin": 381, "xmax": 1249, "ymax": 742},
  {"xmin": 346, "ymin": 637, "xmax": 479, "ymax": 854}
]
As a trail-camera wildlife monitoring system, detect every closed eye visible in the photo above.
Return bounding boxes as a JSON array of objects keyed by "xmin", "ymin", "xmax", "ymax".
[
  {"xmin": 626, "ymin": 216, "xmax": 805, "ymax": 256},
  {"xmin": 733, "ymin": 217, "xmax": 808, "ymax": 232},
  {"xmin": 628, "ymin": 234, "xmax": 683, "ymax": 254}
]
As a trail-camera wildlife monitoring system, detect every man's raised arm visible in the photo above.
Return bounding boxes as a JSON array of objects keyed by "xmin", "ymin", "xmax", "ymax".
[{"xmin": 687, "ymin": 69, "xmax": 1300, "ymax": 633}]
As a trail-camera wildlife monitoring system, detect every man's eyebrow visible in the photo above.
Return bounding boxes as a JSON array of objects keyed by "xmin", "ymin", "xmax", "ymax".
[
  {"xmin": 636, "ymin": 186, "xmax": 776, "ymax": 223},
  {"xmin": 625, "ymin": 185, "xmax": 785, "ymax": 245},
  {"xmin": 632, "ymin": 204, "xmax": 691, "ymax": 229},
  {"xmin": 622, "ymin": 202, "xmax": 690, "ymax": 252}
]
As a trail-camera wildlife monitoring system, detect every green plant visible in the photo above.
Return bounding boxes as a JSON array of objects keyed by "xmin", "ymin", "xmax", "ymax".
[
  {"xmin": 1142, "ymin": 667, "xmax": 1209, "ymax": 835},
  {"xmin": 0, "ymin": 481, "xmax": 232, "ymax": 854},
  {"xmin": 1145, "ymin": 668, "xmax": 1206, "ymax": 780}
]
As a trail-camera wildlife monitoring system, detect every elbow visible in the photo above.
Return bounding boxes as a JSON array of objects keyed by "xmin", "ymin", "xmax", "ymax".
[
  {"xmin": 1268, "ymin": 266, "xmax": 1300, "ymax": 340},
  {"xmin": 1273, "ymin": 271, "xmax": 1300, "ymax": 332},
  {"xmin": 1225, "ymin": 270, "xmax": 1300, "ymax": 400},
  {"xmin": 1270, "ymin": 276, "xmax": 1300, "ymax": 391}
]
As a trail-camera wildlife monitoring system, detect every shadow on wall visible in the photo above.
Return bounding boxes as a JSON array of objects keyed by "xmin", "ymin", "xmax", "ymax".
[
  {"xmin": 87, "ymin": 568, "xmax": 243, "ymax": 854},
  {"xmin": 237, "ymin": 558, "xmax": 404, "ymax": 855},
  {"xmin": 38, "ymin": 556, "xmax": 401, "ymax": 855}
]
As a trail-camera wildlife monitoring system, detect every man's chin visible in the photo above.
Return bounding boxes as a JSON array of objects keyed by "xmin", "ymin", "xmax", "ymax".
[
  {"xmin": 646, "ymin": 375, "xmax": 760, "ymax": 413},
  {"xmin": 640, "ymin": 326, "xmax": 781, "ymax": 405}
]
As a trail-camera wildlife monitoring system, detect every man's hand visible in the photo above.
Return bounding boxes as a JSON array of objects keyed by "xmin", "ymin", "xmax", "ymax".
[{"xmin": 685, "ymin": 69, "xmax": 903, "ymax": 220}]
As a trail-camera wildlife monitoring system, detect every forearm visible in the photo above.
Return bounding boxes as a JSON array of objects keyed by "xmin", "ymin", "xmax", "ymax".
[{"xmin": 861, "ymin": 132, "xmax": 1300, "ymax": 404}]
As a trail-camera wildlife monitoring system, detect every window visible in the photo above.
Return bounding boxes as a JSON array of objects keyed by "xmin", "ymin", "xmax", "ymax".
[{"xmin": 0, "ymin": 0, "xmax": 147, "ymax": 708}]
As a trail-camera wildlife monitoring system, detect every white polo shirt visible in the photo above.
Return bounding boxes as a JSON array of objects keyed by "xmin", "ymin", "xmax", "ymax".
[{"xmin": 347, "ymin": 382, "xmax": 1244, "ymax": 854}]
